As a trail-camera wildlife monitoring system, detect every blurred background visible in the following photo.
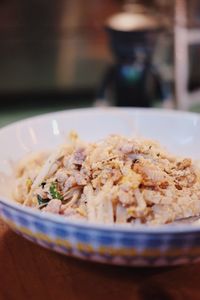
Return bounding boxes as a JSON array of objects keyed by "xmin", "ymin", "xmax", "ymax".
[{"xmin": 1, "ymin": 0, "xmax": 200, "ymax": 126}]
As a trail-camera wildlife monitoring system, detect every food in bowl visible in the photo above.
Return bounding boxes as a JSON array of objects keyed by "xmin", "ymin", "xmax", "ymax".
[{"xmin": 13, "ymin": 132, "xmax": 200, "ymax": 225}]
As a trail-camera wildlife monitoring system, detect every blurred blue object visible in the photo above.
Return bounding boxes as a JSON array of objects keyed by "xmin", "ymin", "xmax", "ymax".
[{"xmin": 97, "ymin": 8, "xmax": 171, "ymax": 107}]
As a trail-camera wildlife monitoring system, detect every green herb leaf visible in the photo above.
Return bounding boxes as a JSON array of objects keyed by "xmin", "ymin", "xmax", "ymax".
[{"xmin": 49, "ymin": 182, "xmax": 63, "ymax": 200}]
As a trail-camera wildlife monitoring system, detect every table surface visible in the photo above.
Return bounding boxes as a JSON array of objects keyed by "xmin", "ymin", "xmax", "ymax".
[{"xmin": 1, "ymin": 220, "xmax": 200, "ymax": 300}]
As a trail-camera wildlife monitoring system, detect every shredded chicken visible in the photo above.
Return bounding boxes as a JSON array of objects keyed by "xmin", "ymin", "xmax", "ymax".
[{"xmin": 13, "ymin": 133, "xmax": 200, "ymax": 225}]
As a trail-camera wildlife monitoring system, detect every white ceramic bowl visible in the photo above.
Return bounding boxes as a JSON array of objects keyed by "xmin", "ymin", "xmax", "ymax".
[{"xmin": 1, "ymin": 107, "xmax": 200, "ymax": 267}]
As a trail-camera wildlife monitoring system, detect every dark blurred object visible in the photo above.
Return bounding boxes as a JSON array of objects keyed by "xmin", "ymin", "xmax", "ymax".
[
  {"xmin": 187, "ymin": 1, "xmax": 200, "ymax": 91},
  {"xmin": 175, "ymin": 0, "xmax": 200, "ymax": 110},
  {"xmin": 188, "ymin": 44, "xmax": 200, "ymax": 91},
  {"xmin": 97, "ymin": 4, "xmax": 170, "ymax": 107}
]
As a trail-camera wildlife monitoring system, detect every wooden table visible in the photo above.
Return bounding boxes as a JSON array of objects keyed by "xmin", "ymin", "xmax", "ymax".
[{"xmin": 0, "ymin": 219, "xmax": 200, "ymax": 300}]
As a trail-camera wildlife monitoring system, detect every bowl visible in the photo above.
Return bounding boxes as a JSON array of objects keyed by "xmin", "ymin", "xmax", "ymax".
[{"xmin": 1, "ymin": 107, "xmax": 200, "ymax": 267}]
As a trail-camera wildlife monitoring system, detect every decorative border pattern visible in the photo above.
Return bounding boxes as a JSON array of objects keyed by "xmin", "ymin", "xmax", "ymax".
[{"xmin": 1, "ymin": 202, "xmax": 200, "ymax": 266}]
